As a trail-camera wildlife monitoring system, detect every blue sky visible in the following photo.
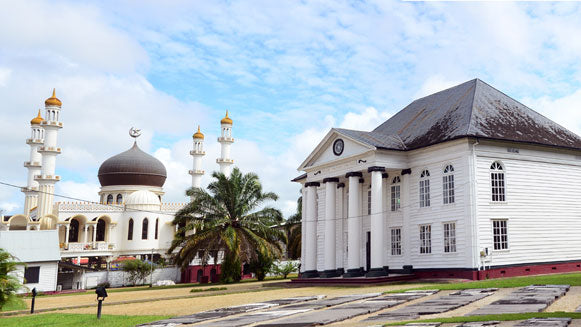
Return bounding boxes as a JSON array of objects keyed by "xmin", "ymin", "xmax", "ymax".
[{"xmin": 2, "ymin": 0, "xmax": 581, "ymax": 217}]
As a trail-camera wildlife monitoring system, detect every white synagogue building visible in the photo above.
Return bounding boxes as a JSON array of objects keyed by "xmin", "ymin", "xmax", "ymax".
[
  {"xmin": 1, "ymin": 90, "xmax": 236, "ymax": 291},
  {"xmin": 295, "ymin": 79, "xmax": 581, "ymax": 281}
]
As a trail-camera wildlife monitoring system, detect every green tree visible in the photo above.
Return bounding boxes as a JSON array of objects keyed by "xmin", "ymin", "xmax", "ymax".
[
  {"xmin": 285, "ymin": 195, "xmax": 302, "ymax": 260},
  {"xmin": 169, "ymin": 167, "xmax": 285, "ymax": 283},
  {"xmin": 121, "ymin": 259, "xmax": 155, "ymax": 286},
  {"xmin": 0, "ymin": 248, "xmax": 22, "ymax": 310}
]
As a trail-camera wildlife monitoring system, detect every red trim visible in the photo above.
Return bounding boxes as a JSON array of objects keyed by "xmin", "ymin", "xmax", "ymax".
[
  {"xmin": 180, "ymin": 264, "xmax": 253, "ymax": 283},
  {"xmin": 414, "ymin": 261, "xmax": 581, "ymax": 280}
]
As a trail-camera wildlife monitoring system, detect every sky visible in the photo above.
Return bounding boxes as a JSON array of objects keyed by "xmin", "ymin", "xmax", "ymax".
[{"xmin": 1, "ymin": 0, "xmax": 581, "ymax": 218}]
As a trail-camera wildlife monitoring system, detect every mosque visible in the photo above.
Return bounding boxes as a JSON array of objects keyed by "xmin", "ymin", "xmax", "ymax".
[{"xmin": 1, "ymin": 90, "xmax": 236, "ymax": 290}]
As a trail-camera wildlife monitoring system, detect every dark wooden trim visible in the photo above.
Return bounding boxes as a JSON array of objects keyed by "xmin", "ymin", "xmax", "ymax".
[
  {"xmin": 367, "ymin": 166, "xmax": 386, "ymax": 172},
  {"xmin": 345, "ymin": 171, "xmax": 363, "ymax": 178}
]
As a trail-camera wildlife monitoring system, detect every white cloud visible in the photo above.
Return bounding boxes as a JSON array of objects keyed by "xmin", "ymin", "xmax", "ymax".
[
  {"xmin": 521, "ymin": 88, "xmax": 581, "ymax": 137},
  {"xmin": 56, "ymin": 181, "xmax": 100, "ymax": 203},
  {"xmin": 0, "ymin": 67, "xmax": 11, "ymax": 87},
  {"xmin": 339, "ymin": 107, "xmax": 391, "ymax": 132}
]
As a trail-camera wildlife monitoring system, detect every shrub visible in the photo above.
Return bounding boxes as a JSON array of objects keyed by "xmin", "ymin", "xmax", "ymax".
[
  {"xmin": 121, "ymin": 259, "xmax": 156, "ymax": 286},
  {"xmin": 272, "ymin": 261, "xmax": 298, "ymax": 279},
  {"xmin": 249, "ymin": 251, "xmax": 274, "ymax": 281},
  {"xmin": 0, "ymin": 248, "xmax": 22, "ymax": 310}
]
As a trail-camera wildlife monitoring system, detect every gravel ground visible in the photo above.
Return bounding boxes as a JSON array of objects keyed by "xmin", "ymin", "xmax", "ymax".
[
  {"xmin": 21, "ymin": 280, "xmax": 282, "ymax": 311},
  {"xmin": 46, "ymin": 283, "xmax": 430, "ymax": 316},
  {"xmin": 546, "ymin": 286, "xmax": 581, "ymax": 312}
]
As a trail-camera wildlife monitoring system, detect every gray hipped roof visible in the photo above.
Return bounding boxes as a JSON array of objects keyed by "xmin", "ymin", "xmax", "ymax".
[{"xmin": 337, "ymin": 79, "xmax": 581, "ymax": 151}]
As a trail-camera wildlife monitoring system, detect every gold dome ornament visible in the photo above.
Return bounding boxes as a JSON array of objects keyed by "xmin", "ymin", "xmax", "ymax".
[
  {"xmin": 220, "ymin": 110, "xmax": 233, "ymax": 125},
  {"xmin": 45, "ymin": 88, "xmax": 62, "ymax": 107},
  {"xmin": 193, "ymin": 125, "xmax": 204, "ymax": 139},
  {"xmin": 30, "ymin": 109, "xmax": 44, "ymax": 125}
]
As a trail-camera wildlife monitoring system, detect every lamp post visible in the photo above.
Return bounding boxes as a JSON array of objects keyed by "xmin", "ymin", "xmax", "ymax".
[
  {"xmin": 95, "ymin": 286, "xmax": 108, "ymax": 319},
  {"xmin": 30, "ymin": 288, "xmax": 37, "ymax": 314}
]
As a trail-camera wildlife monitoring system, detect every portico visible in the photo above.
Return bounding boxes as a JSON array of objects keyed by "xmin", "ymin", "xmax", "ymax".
[{"xmin": 299, "ymin": 159, "xmax": 409, "ymax": 279}]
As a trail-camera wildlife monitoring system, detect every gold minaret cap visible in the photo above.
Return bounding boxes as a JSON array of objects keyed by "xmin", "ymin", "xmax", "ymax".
[
  {"xmin": 220, "ymin": 110, "xmax": 233, "ymax": 125},
  {"xmin": 44, "ymin": 88, "xmax": 62, "ymax": 107},
  {"xmin": 193, "ymin": 125, "xmax": 204, "ymax": 139},
  {"xmin": 30, "ymin": 109, "xmax": 44, "ymax": 125}
]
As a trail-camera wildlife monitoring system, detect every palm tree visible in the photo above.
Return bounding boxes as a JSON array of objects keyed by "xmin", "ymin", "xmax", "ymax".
[
  {"xmin": 285, "ymin": 195, "xmax": 302, "ymax": 260},
  {"xmin": 169, "ymin": 168, "xmax": 285, "ymax": 282},
  {"xmin": 0, "ymin": 248, "xmax": 22, "ymax": 309}
]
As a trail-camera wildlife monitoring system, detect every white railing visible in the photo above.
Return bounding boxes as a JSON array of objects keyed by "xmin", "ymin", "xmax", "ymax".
[
  {"xmin": 62, "ymin": 242, "xmax": 115, "ymax": 252},
  {"xmin": 160, "ymin": 203, "xmax": 186, "ymax": 212},
  {"xmin": 56, "ymin": 202, "xmax": 124, "ymax": 212}
]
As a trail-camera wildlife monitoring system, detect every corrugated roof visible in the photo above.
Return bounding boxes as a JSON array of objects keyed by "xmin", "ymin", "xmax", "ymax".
[
  {"xmin": 0, "ymin": 230, "xmax": 60, "ymax": 262},
  {"xmin": 362, "ymin": 79, "xmax": 581, "ymax": 151}
]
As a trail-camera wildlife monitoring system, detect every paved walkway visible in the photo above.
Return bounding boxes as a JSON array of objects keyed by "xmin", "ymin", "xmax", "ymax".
[
  {"xmin": 469, "ymin": 285, "xmax": 569, "ymax": 315},
  {"xmin": 136, "ymin": 285, "xmax": 581, "ymax": 327}
]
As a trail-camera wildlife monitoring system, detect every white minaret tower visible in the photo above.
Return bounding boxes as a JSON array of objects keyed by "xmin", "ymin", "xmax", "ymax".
[
  {"xmin": 22, "ymin": 110, "xmax": 45, "ymax": 217},
  {"xmin": 216, "ymin": 111, "xmax": 234, "ymax": 177},
  {"xmin": 36, "ymin": 89, "xmax": 63, "ymax": 218},
  {"xmin": 189, "ymin": 126, "xmax": 205, "ymax": 196}
]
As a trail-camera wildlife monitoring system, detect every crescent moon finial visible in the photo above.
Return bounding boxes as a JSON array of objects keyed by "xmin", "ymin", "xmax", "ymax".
[{"xmin": 129, "ymin": 127, "xmax": 142, "ymax": 138}]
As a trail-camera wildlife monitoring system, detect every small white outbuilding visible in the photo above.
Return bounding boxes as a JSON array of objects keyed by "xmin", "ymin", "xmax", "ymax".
[{"xmin": 0, "ymin": 230, "xmax": 60, "ymax": 293}]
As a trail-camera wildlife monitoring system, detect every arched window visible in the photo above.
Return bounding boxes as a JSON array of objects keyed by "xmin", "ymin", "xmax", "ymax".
[
  {"xmin": 128, "ymin": 219, "xmax": 134, "ymax": 240},
  {"xmin": 142, "ymin": 218, "xmax": 149, "ymax": 240},
  {"xmin": 106, "ymin": 194, "xmax": 113, "ymax": 204},
  {"xmin": 391, "ymin": 176, "xmax": 401, "ymax": 211},
  {"xmin": 69, "ymin": 219, "xmax": 79, "ymax": 243},
  {"xmin": 443, "ymin": 165, "xmax": 455, "ymax": 204},
  {"xmin": 155, "ymin": 218, "xmax": 159, "ymax": 240},
  {"xmin": 419, "ymin": 169, "xmax": 430, "ymax": 207},
  {"xmin": 116, "ymin": 194, "xmax": 123, "ymax": 204},
  {"xmin": 490, "ymin": 161, "xmax": 505, "ymax": 202},
  {"xmin": 96, "ymin": 219, "xmax": 106, "ymax": 242}
]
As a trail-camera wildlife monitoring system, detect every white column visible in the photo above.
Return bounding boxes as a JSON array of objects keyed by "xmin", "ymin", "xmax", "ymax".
[
  {"xmin": 336, "ymin": 183, "xmax": 345, "ymax": 273},
  {"xmin": 401, "ymin": 170, "xmax": 412, "ymax": 273},
  {"xmin": 65, "ymin": 225, "xmax": 70, "ymax": 245},
  {"xmin": 303, "ymin": 182, "xmax": 320, "ymax": 278},
  {"xmin": 344, "ymin": 172, "xmax": 363, "ymax": 277},
  {"xmin": 83, "ymin": 226, "xmax": 88, "ymax": 244},
  {"xmin": 382, "ymin": 173, "xmax": 389, "ymax": 268},
  {"xmin": 321, "ymin": 178, "xmax": 339, "ymax": 277},
  {"xmin": 367, "ymin": 167, "xmax": 388, "ymax": 277},
  {"xmin": 92, "ymin": 225, "xmax": 97, "ymax": 246}
]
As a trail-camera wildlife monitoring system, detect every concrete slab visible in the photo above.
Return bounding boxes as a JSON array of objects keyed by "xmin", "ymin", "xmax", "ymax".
[
  {"xmin": 514, "ymin": 318, "xmax": 571, "ymax": 327},
  {"xmin": 139, "ymin": 296, "xmax": 323, "ymax": 326}
]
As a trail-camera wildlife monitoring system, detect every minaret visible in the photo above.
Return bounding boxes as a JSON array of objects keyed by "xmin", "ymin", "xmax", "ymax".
[
  {"xmin": 22, "ymin": 110, "xmax": 44, "ymax": 217},
  {"xmin": 189, "ymin": 126, "xmax": 205, "ymax": 196},
  {"xmin": 36, "ymin": 89, "xmax": 63, "ymax": 218},
  {"xmin": 216, "ymin": 111, "xmax": 234, "ymax": 177}
]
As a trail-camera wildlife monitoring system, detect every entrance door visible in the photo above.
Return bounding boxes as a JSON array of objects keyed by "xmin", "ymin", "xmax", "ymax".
[{"xmin": 366, "ymin": 231, "xmax": 371, "ymax": 272}]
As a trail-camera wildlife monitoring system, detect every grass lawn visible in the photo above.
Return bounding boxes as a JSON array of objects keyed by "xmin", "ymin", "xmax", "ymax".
[
  {"xmin": 1, "ymin": 297, "xmax": 27, "ymax": 312},
  {"xmin": 384, "ymin": 312, "xmax": 581, "ymax": 326},
  {"xmin": 385, "ymin": 272, "xmax": 581, "ymax": 293},
  {"xmin": 0, "ymin": 313, "xmax": 170, "ymax": 327}
]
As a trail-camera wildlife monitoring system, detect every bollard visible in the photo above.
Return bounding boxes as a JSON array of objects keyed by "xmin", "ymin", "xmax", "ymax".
[
  {"xmin": 97, "ymin": 299, "xmax": 103, "ymax": 319},
  {"xmin": 95, "ymin": 286, "xmax": 108, "ymax": 319},
  {"xmin": 30, "ymin": 288, "xmax": 37, "ymax": 314}
]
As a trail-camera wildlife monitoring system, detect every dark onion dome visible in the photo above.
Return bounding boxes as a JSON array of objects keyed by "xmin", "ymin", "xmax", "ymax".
[{"xmin": 98, "ymin": 142, "xmax": 167, "ymax": 187}]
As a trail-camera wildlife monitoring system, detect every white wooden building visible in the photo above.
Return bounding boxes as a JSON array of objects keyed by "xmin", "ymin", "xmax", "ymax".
[
  {"xmin": 0, "ymin": 230, "xmax": 60, "ymax": 293},
  {"xmin": 294, "ymin": 79, "xmax": 581, "ymax": 280}
]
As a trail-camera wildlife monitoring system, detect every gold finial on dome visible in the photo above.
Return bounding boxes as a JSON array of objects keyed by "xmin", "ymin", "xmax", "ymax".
[
  {"xmin": 30, "ymin": 109, "xmax": 44, "ymax": 125},
  {"xmin": 44, "ymin": 88, "xmax": 62, "ymax": 107},
  {"xmin": 193, "ymin": 125, "xmax": 204, "ymax": 139},
  {"xmin": 220, "ymin": 110, "xmax": 233, "ymax": 125}
]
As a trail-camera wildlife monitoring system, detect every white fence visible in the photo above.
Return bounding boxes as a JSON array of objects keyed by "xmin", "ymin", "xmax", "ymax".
[{"xmin": 83, "ymin": 266, "xmax": 181, "ymax": 289}]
